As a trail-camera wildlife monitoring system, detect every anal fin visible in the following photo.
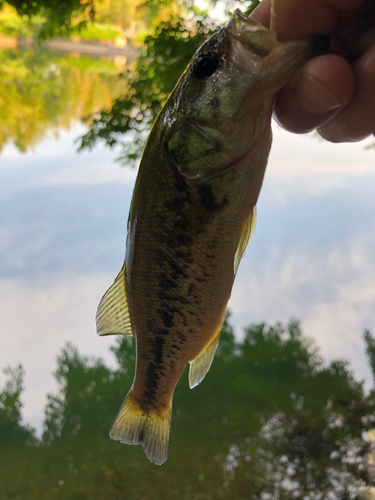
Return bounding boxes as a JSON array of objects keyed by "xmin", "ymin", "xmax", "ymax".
[
  {"xmin": 96, "ymin": 263, "xmax": 134, "ymax": 336},
  {"xmin": 188, "ymin": 317, "xmax": 224, "ymax": 389},
  {"xmin": 110, "ymin": 391, "xmax": 172, "ymax": 466}
]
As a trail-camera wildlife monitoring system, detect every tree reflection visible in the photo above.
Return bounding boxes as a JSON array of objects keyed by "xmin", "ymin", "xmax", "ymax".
[
  {"xmin": 223, "ymin": 399, "xmax": 375, "ymax": 499},
  {"xmin": 79, "ymin": 13, "xmax": 217, "ymax": 166},
  {"xmin": 1, "ymin": 316, "xmax": 375, "ymax": 499},
  {"xmin": 0, "ymin": 48, "xmax": 126, "ymax": 153}
]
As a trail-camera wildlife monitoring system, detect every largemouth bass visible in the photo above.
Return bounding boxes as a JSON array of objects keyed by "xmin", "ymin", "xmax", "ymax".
[{"xmin": 96, "ymin": 10, "xmax": 328, "ymax": 465}]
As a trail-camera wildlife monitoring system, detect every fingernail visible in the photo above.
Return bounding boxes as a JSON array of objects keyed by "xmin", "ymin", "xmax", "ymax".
[{"xmin": 295, "ymin": 75, "xmax": 343, "ymax": 114}]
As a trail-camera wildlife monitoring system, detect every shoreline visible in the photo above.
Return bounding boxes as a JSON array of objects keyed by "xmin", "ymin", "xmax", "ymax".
[{"xmin": 0, "ymin": 34, "xmax": 138, "ymax": 60}]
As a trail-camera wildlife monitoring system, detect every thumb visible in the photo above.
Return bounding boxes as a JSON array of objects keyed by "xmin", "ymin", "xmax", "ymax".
[{"xmin": 273, "ymin": 55, "xmax": 355, "ymax": 134}]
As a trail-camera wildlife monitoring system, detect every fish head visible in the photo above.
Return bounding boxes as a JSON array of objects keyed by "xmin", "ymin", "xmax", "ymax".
[{"xmin": 165, "ymin": 10, "xmax": 328, "ymax": 180}]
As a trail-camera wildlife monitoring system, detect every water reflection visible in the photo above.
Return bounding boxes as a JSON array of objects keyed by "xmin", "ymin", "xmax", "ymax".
[
  {"xmin": 231, "ymin": 129, "xmax": 375, "ymax": 384},
  {"xmin": 1, "ymin": 48, "xmax": 375, "ymax": 438},
  {"xmin": 0, "ymin": 47, "xmax": 127, "ymax": 153},
  {"xmin": 1, "ymin": 125, "xmax": 136, "ymax": 429}
]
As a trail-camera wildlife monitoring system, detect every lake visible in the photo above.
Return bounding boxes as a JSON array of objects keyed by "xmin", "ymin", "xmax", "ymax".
[{"xmin": 1, "ymin": 45, "xmax": 375, "ymax": 435}]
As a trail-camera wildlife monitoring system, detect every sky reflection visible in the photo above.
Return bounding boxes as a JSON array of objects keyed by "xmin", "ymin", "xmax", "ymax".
[{"xmin": 1, "ymin": 120, "xmax": 375, "ymax": 433}]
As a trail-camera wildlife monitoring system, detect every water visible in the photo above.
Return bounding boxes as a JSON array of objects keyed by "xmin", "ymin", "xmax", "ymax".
[{"xmin": 1, "ymin": 46, "xmax": 375, "ymax": 434}]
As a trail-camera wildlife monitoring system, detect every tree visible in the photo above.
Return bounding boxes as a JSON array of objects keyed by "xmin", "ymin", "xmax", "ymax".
[
  {"xmin": 222, "ymin": 330, "xmax": 375, "ymax": 500},
  {"xmin": 2, "ymin": 318, "xmax": 375, "ymax": 499},
  {"xmin": 0, "ymin": 364, "xmax": 36, "ymax": 447},
  {"xmin": 95, "ymin": 0, "xmax": 138, "ymax": 30},
  {"xmin": 0, "ymin": 0, "xmax": 96, "ymax": 39},
  {"xmin": 79, "ymin": 11, "xmax": 218, "ymax": 166},
  {"xmin": 0, "ymin": 0, "xmax": 258, "ymax": 157},
  {"xmin": 0, "ymin": 48, "xmax": 126, "ymax": 152},
  {"xmin": 78, "ymin": 0, "xmax": 264, "ymax": 165}
]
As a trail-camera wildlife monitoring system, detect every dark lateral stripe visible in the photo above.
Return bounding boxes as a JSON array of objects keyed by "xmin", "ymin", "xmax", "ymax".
[
  {"xmin": 140, "ymin": 335, "xmax": 166, "ymax": 409},
  {"xmin": 159, "ymin": 274, "xmax": 177, "ymax": 290}
]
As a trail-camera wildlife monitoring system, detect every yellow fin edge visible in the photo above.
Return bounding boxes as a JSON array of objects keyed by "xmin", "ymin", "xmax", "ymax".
[
  {"xmin": 188, "ymin": 315, "xmax": 224, "ymax": 389},
  {"xmin": 234, "ymin": 206, "xmax": 257, "ymax": 274},
  {"xmin": 96, "ymin": 263, "xmax": 134, "ymax": 336},
  {"xmin": 110, "ymin": 392, "xmax": 172, "ymax": 465}
]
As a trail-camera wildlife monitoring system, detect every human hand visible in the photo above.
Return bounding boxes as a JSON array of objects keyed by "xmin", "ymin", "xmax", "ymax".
[{"xmin": 251, "ymin": 0, "xmax": 375, "ymax": 143}]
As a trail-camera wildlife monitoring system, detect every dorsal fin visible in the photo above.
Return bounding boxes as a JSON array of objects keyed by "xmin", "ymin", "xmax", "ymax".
[
  {"xmin": 96, "ymin": 263, "xmax": 134, "ymax": 336},
  {"xmin": 234, "ymin": 206, "xmax": 257, "ymax": 274},
  {"xmin": 188, "ymin": 316, "xmax": 224, "ymax": 389}
]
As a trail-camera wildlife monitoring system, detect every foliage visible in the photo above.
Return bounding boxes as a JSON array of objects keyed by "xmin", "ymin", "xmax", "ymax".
[
  {"xmin": 0, "ymin": 0, "xmax": 260, "ymax": 163},
  {"xmin": 0, "ymin": 2, "xmax": 134, "ymax": 40},
  {"xmin": 78, "ymin": 22, "xmax": 122, "ymax": 41},
  {"xmin": 95, "ymin": 0, "xmax": 138, "ymax": 30},
  {"xmin": 0, "ymin": 5, "xmax": 43, "ymax": 38},
  {"xmin": 0, "ymin": 365, "xmax": 36, "ymax": 447},
  {"xmin": 365, "ymin": 330, "xmax": 375, "ymax": 389},
  {"xmin": 0, "ymin": 0, "xmax": 217, "ymax": 40},
  {"xmin": 1, "ymin": 317, "xmax": 375, "ymax": 499},
  {"xmin": 223, "ymin": 400, "xmax": 375, "ymax": 499},
  {"xmin": 78, "ymin": 0, "xmax": 263, "ymax": 166},
  {"xmin": 0, "ymin": 48, "xmax": 126, "ymax": 153},
  {"xmin": 79, "ymin": 12, "xmax": 217, "ymax": 166},
  {"xmin": 244, "ymin": 0, "xmax": 260, "ymax": 16},
  {"xmin": 0, "ymin": 0, "xmax": 96, "ymax": 40}
]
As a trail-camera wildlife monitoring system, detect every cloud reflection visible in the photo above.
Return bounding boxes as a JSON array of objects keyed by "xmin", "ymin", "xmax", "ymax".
[
  {"xmin": 263, "ymin": 127, "xmax": 375, "ymax": 207},
  {"xmin": 0, "ymin": 273, "xmax": 118, "ymax": 432},
  {"xmin": 1, "ymin": 124, "xmax": 375, "ymax": 432},
  {"xmin": 230, "ymin": 232, "xmax": 375, "ymax": 387}
]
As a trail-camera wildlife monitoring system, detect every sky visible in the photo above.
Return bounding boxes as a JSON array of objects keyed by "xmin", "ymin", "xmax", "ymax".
[{"xmin": 1, "ymin": 120, "xmax": 375, "ymax": 435}]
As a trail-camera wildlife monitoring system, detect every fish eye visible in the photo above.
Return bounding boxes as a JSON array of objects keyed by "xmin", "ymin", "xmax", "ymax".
[{"xmin": 192, "ymin": 52, "xmax": 221, "ymax": 80}]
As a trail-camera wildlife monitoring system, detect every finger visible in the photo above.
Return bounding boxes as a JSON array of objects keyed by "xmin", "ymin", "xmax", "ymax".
[
  {"xmin": 318, "ymin": 43, "xmax": 375, "ymax": 142},
  {"xmin": 274, "ymin": 55, "xmax": 355, "ymax": 134},
  {"xmin": 271, "ymin": 0, "xmax": 365, "ymax": 41},
  {"xmin": 250, "ymin": 0, "xmax": 271, "ymax": 27},
  {"xmin": 337, "ymin": 1, "xmax": 375, "ymax": 59}
]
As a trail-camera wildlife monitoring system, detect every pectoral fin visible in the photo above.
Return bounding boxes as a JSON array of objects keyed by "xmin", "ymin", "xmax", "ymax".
[
  {"xmin": 189, "ymin": 319, "xmax": 224, "ymax": 389},
  {"xmin": 96, "ymin": 263, "xmax": 134, "ymax": 336},
  {"xmin": 234, "ymin": 206, "xmax": 257, "ymax": 274}
]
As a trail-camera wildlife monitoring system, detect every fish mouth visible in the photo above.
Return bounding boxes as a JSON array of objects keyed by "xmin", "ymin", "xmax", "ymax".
[
  {"xmin": 228, "ymin": 10, "xmax": 277, "ymax": 58},
  {"xmin": 179, "ymin": 12, "xmax": 330, "ymax": 183},
  {"xmin": 227, "ymin": 9, "xmax": 329, "ymax": 84}
]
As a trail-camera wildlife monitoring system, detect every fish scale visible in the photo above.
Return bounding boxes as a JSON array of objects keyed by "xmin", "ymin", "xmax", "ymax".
[{"xmin": 96, "ymin": 9, "xmax": 330, "ymax": 465}]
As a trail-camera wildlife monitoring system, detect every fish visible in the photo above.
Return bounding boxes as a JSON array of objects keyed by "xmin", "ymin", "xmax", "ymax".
[{"xmin": 96, "ymin": 9, "xmax": 329, "ymax": 465}]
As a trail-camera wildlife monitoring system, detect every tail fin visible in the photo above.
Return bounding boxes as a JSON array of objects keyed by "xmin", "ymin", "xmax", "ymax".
[{"xmin": 110, "ymin": 391, "xmax": 172, "ymax": 465}]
